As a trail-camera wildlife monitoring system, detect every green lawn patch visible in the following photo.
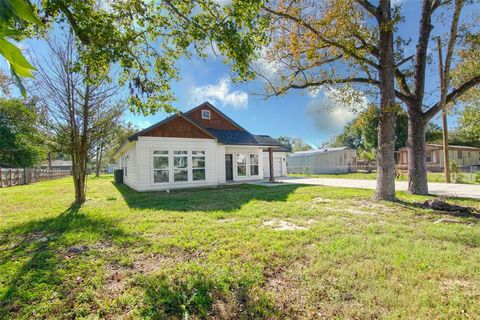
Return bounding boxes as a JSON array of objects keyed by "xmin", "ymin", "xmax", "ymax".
[{"xmin": 1, "ymin": 175, "xmax": 480, "ymax": 319}]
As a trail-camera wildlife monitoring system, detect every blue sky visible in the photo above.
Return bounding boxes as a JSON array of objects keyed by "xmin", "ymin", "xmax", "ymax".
[
  {"xmin": 121, "ymin": 0, "xmax": 477, "ymax": 146},
  {"xmin": 3, "ymin": 1, "xmax": 477, "ymax": 147}
]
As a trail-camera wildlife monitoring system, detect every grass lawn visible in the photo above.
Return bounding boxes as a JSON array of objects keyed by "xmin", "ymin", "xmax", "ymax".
[
  {"xmin": 290, "ymin": 171, "xmax": 480, "ymax": 184},
  {"xmin": 1, "ymin": 175, "xmax": 480, "ymax": 319}
]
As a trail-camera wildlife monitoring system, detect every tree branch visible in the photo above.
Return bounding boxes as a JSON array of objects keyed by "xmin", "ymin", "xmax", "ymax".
[
  {"xmin": 263, "ymin": 6, "xmax": 380, "ymax": 69},
  {"xmin": 355, "ymin": 0, "xmax": 379, "ymax": 19},
  {"xmin": 424, "ymin": 76, "xmax": 480, "ymax": 121}
]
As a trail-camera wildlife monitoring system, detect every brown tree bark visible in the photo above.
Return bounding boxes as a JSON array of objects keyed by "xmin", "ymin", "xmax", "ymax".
[
  {"xmin": 95, "ymin": 144, "xmax": 103, "ymax": 177},
  {"xmin": 407, "ymin": 108, "xmax": 429, "ymax": 194},
  {"xmin": 374, "ymin": 0, "xmax": 397, "ymax": 201}
]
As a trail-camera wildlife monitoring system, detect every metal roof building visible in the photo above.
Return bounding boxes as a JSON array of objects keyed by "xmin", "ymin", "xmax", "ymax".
[{"xmin": 287, "ymin": 147, "xmax": 357, "ymax": 174}]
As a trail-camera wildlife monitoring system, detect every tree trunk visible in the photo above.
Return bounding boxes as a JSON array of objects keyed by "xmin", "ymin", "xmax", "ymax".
[
  {"xmin": 374, "ymin": 0, "xmax": 397, "ymax": 201},
  {"xmin": 95, "ymin": 144, "xmax": 103, "ymax": 177},
  {"xmin": 407, "ymin": 109, "xmax": 429, "ymax": 195},
  {"xmin": 375, "ymin": 109, "xmax": 397, "ymax": 201}
]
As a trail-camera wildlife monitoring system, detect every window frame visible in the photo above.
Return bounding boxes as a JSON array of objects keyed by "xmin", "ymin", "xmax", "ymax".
[
  {"xmin": 173, "ymin": 151, "xmax": 189, "ymax": 182},
  {"xmin": 192, "ymin": 151, "xmax": 206, "ymax": 181},
  {"xmin": 458, "ymin": 150, "xmax": 463, "ymax": 159},
  {"xmin": 236, "ymin": 153, "xmax": 247, "ymax": 177},
  {"xmin": 249, "ymin": 153, "xmax": 259, "ymax": 176},
  {"xmin": 425, "ymin": 150, "xmax": 433, "ymax": 163},
  {"xmin": 201, "ymin": 109, "xmax": 211, "ymax": 119},
  {"xmin": 152, "ymin": 151, "xmax": 169, "ymax": 184}
]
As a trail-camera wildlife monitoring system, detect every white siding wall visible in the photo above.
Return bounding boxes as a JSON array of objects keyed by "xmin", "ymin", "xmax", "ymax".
[
  {"xmin": 216, "ymin": 144, "xmax": 226, "ymax": 184},
  {"xmin": 287, "ymin": 149, "xmax": 357, "ymax": 174},
  {"xmin": 116, "ymin": 143, "xmax": 138, "ymax": 190},
  {"xmin": 136, "ymin": 137, "xmax": 219, "ymax": 191},
  {"xmin": 440, "ymin": 149, "xmax": 480, "ymax": 167},
  {"xmin": 225, "ymin": 146, "xmax": 264, "ymax": 181},
  {"xmin": 262, "ymin": 151, "xmax": 287, "ymax": 178}
]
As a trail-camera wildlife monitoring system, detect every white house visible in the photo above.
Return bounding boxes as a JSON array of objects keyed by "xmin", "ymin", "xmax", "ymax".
[
  {"xmin": 287, "ymin": 147, "xmax": 357, "ymax": 174},
  {"xmin": 113, "ymin": 102, "xmax": 287, "ymax": 191}
]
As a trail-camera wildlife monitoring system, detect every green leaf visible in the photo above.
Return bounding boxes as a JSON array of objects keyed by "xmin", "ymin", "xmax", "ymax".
[
  {"xmin": 0, "ymin": 26, "xmax": 22, "ymax": 37},
  {"xmin": 11, "ymin": 61, "xmax": 34, "ymax": 77},
  {"xmin": 4, "ymin": 0, "xmax": 43, "ymax": 25},
  {"xmin": 10, "ymin": 65, "xmax": 27, "ymax": 97},
  {"xmin": 0, "ymin": 38, "xmax": 36, "ymax": 71}
]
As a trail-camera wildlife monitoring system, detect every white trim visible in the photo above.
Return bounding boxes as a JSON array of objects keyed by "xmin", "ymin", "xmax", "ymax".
[{"xmin": 202, "ymin": 109, "xmax": 211, "ymax": 119}]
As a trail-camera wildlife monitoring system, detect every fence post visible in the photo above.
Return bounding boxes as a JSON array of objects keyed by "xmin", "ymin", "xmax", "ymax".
[
  {"xmin": 9, "ymin": 169, "xmax": 12, "ymax": 187},
  {"xmin": 0, "ymin": 167, "xmax": 2, "ymax": 188}
]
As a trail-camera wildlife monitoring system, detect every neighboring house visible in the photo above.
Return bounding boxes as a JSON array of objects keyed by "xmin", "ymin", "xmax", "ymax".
[
  {"xmin": 40, "ymin": 160, "xmax": 73, "ymax": 171},
  {"xmin": 398, "ymin": 144, "xmax": 480, "ymax": 170},
  {"xmin": 113, "ymin": 102, "xmax": 286, "ymax": 191},
  {"xmin": 287, "ymin": 147, "xmax": 357, "ymax": 174}
]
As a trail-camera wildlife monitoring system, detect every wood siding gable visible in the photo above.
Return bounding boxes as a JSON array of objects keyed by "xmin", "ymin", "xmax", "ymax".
[
  {"xmin": 140, "ymin": 115, "xmax": 214, "ymax": 139},
  {"xmin": 185, "ymin": 102, "xmax": 244, "ymax": 131}
]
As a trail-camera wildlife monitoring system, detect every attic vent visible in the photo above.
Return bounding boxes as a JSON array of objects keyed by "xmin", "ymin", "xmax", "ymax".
[{"xmin": 202, "ymin": 109, "xmax": 211, "ymax": 119}]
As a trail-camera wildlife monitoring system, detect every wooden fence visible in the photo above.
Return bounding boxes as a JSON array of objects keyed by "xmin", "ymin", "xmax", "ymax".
[{"xmin": 0, "ymin": 168, "xmax": 71, "ymax": 188}]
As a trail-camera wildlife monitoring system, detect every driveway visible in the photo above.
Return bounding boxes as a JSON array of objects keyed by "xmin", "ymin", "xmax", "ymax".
[{"xmin": 276, "ymin": 177, "xmax": 480, "ymax": 199}]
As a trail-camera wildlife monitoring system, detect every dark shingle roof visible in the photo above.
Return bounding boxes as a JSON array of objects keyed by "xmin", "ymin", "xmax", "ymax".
[
  {"xmin": 122, "ymin": 102, "xmax": 282, "ymax": 149},
  {"xmin": 253, "ymin": 135, "xmax": 283, "ymax": 146},
  {"xmin": 203, "ymin": 129, "xmax": 282, "ymax": 147}
]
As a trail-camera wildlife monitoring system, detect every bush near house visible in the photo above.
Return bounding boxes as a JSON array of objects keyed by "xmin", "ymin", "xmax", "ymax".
[{"xmin": 1, "ymin": 176, "xmax": 480, "ymax": 319}]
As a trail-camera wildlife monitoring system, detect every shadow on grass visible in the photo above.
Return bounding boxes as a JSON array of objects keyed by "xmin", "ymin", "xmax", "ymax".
[
  {"xmin": 113, "ymin": 182, "xmax": 302, "ymax": 212},
  {"xmin": 139, "ymin": 271, "xmax": 279, "ymax": 319},
  {"xmin": 397, "ymin": 199, "xmax": 480, "ymax": 220},
  {"xmin": 0, "ymin": 203, "xmax": 141, "ymax": 318}
]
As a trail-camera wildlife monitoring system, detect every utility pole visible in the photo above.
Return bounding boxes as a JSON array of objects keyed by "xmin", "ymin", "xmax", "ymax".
[{"xmin": 436, "ymin": 37, "xmax": 451, "ymax": 183}]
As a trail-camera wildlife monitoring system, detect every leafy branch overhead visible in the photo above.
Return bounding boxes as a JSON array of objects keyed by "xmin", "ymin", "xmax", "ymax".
[
  {"xmin": 0, "ymin": 0, "xmax": 44, "ymax": 96},
  {"xmin": 6, "ymin": 0, "xmax": 266, "ymax": 115},
  {"xmin": 260, "ymin": 0, "xmax": 480, "ymax": 115}
]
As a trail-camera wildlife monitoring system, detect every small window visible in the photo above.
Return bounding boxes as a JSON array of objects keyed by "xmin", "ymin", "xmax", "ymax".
[
  {"xmin": 458, "ymin": 150, "xmax": 463, "ymax": 159},
  {"xmin": 250, "ymin": 154, "xmax": 259, "ymax": 176},
  {"xmin": 153, "ymin": 151, "xmax": 169, "ymax": 183},
  {"xmin": 202, "ymin": 109, "xmax": 211, "ymax": 119},
  {"xmin": 174, "ymin": 151, "xmax": 188, "ymax": 182},
  {"xmin": 237, "ymin": 153, "xmax": 247, "ymax": 176},
  {"xmin": 426, "ymin": 151, "xmax": 433, "ymax": 163},
  {"xmin": 192, "ymin": 151, "xmax": 206, "ymax": 181},
  {"xmin": 468, "ymin": 152, "xmax": 471, "ymax": 158}
]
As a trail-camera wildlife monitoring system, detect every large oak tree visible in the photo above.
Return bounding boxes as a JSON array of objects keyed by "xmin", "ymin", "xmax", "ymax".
[{"xmin": 257, "ymin": 0, "xmax": 480, "ymax": 197}]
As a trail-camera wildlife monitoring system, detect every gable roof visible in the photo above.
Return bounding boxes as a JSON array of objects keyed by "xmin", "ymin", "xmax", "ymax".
[
  {"xmin": 122, "ymin": 102, "xmax": 282, "ymax": 149},
  {"xmin": 128, "ymin": 112, "xmax": 216, "ymax": 141},
  {"xmin": 184, "ymin": 101, "xmax": 246, "ymax": 131}
]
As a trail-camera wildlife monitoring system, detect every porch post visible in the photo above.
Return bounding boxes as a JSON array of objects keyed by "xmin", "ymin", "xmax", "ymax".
[{"xmin": 268, "ymin": 147, "xmax": 274, "ymax": 182}]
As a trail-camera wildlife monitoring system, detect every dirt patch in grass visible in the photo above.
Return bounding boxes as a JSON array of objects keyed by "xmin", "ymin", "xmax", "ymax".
[
  {"xmin": 440, "ymin": 278, "xmax": 480, "ymax": 298},
  {"xmin": 263, "ymin": 219, "xmax": 309, "ymax": 231}
]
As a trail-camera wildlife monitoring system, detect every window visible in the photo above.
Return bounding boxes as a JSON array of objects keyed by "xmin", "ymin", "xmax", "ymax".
[
  {"xmin": 237, "ymin": 153, "xmax": 247, "ymax": 176},
  {"xmin": 174, "ymin": 151, "xmax": 188, "ymax": 182},
  {"xmin": 192, "ymin": 151, "xmax": 206, "ymax": 181},
  {"xmin": 458, "ymin": 150, "xmax": 463, "ymax": 159},
  {"xmin": 153, "ymin": 151, "xmax": 169, "ymax": 183},
  {"xmin": 426, "ymin": 151, "xmax": 433, "ymax": 163},
  {"xmin": 468, "ymin": 152, "xmax": 471, "ymax": 158},
  {"xmin": 250, "ymin": 154, "xmax": 259, "ymax": 176},
  {"xmin": 202, "ymin": 109, "xmax": 211, "ymax": 119}
]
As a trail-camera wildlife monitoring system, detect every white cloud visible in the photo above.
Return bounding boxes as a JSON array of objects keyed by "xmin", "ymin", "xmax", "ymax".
[
  {"xmin": 252, "ymin": 47, "xmax": 280, "ymax": 78},
  {"xmin": 138, "ymin": 120, "xmax": 152, "ymax": 129},
  {"xmin": 306, "ymin": 87, "xmax": 368, "ymax": 134},
  {"xmin": 190, "ymin": 78, "xmax": 248, "ymax": 109}
]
